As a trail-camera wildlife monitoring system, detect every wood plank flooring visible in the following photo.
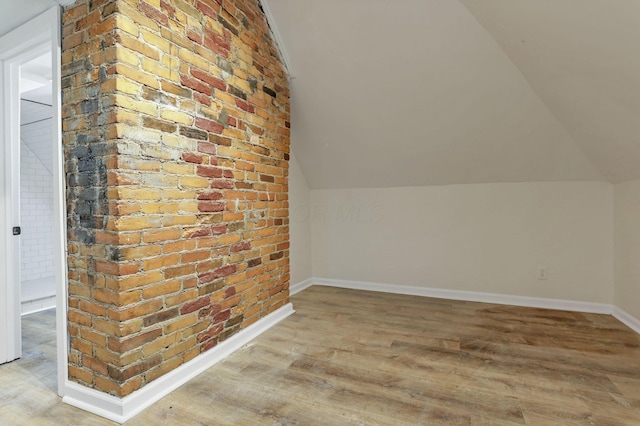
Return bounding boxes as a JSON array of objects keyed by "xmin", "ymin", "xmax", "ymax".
[{"xmin": 1, "ymin": 286, "xmax": 640, "ymax": 425}]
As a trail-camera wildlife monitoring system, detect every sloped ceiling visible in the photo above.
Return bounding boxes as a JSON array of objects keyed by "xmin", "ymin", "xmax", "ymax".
[
  {"xmin": 460, "ymin": 0, "xmax": 640, "ymax": 184},
  {"xmin": 264, "ymin": 0, "xmax": 638, "ymax": 189}
]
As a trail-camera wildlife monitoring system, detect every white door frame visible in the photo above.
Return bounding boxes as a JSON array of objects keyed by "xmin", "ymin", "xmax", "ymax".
[{"xmin": 0, "ymin": 6, "xmax": 68, "ymax": 397}]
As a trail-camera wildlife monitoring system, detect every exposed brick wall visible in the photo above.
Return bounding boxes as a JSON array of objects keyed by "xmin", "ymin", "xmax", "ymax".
[{"xmin": 61, "ymin": 0, "xmax": 290, "ymax": 397}]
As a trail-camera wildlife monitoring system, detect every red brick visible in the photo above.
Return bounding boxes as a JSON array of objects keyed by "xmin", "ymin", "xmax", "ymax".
[
  {"xmin": 211, "ymin": 180, "xmax": 234, "ymax": 189},
  {"xmin": 198, "ymin": 141, "xmax": 216, "ymax": 154},
  {"xmin": 62, "ymin": 0, "xmax": 290, "ymax": 398},
  {"xmin": 191, "ymin": 68, "xmax": 226, "ymax": 91},
  {"xmin": 199, "ymin": 265, "xmax": 237, "ymax": 284},
  {"xmin": 213, "ymin": 309, "xmax": 230, "ymax": 322},
  {"xmin": 182, "ymin": 152, "xmax": 203, "ymax": 163},
  {"xmin": 197, "ymin": 191, "xmax": 223, "ymax": 200},
  {"xmin": 139, "ymin": 1, "xmax": 168, "ymax": 26},
  {"xmin": 108, "ymin": 329, "xmax": 162, "ymax": 353},
  {"xmin": 197, "ymin": 165, "xmax": 223, "ymax": 178},
  {"xmin": 181, "ymin": 74, "xmax": 210, "ymax": 95},
  {"xmin": 180, "ymin": 296, "xmax": 211, "ymax": 314},
  {"xmin": 230, "ymin": 241, "xmax": 250, "ymax": 252},
  {"xmin": 211, "ymin": 224, "xmax": 227, "ymax": 235},
  {"xmin": 236, "ymin": 98, "xmax": 255, "ymax": 113},
  {"xmin": 195, "ymin": 117, "xmax": 224, "ymax": 134},
  {"xmin": 195, "ymin": 0, "xmax": 220, "ymax": 19},
  {"xmin": 198, "ymin": 201, "xmax": 225, "ymax": 212}
]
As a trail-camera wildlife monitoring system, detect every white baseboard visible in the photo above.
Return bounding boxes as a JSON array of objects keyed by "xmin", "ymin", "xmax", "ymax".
[
  {"xmin": 311, "ymin": 277, "xmax": 613, "ymax": 314},
  {"xmin": 290, "ymin": 278, "xmax": 314, "ymax": 295},
  {"xmin": 298, "ymin": 277, "xmax": 640, "ymax": 334},
  {"xmin": 612, "ymin": 306, "xmax": 640, "ymax": 335},
  {"xmin": 63, "ymin": 382, "xmax": 126, "ymax": 423},
  {"xmin": 21, "ymin": 296, "xmax": 56, "ymax": 316},
  {"xmin": 63, "ymin": 303, "xmax": 295, "ymax": 424}
]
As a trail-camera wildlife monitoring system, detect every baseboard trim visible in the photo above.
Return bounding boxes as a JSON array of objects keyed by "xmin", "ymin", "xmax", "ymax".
[
  {"xmin": 301, "ymin": 278, "xmax": 640, "ymax": 334},
  {"xmin": 612, "ymin": 306, "xmax": 640, "ymax": 335},
  {"xmin": 63, "ymin": 382, "xmax": 126, "ymax": 423},
  {"xmin": 21, "ymin": 296, "xmax": 56, "ymax": 316},
  {"xmin": 63, "ymin": 303, "xmax": 295, "ymax": 424},
  {"xmin": 312, "ymin": 278, "xmax": 613, "ymax": 314},
  {"xmin": 290, "ymin": 278, "xmax": 314, "ymax": 296}
]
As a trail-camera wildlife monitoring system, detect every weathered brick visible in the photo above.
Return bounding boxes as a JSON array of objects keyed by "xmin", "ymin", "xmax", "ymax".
[
  {"xmin": 142, "ymin": 279, "xmax": 181, "ymax": 298},
  {"xmin": 143, "ymin": 228, "xmax": 181, "ymax": 243},
  {"xmin": 68, "ymin": 309, "xmax": 92, "ymax": 327},
  {"xmin": 180, "ymin": 296, "xmax": 211, "ymax": 314},
  {"xmin": 195, "ymin": 117, "xmax": 224, "ymax": 134},
  {"xmin": 180, "ymin": 74, "xmax": 210, "ymax": 95},
  {"xmin": 108, "ymin": 300, "xmax": 163, "ymax": 322},
  {"xmin": 63, "ymin": 0, "xmax": 290, "ymax": 399},
  {"xmin": 116, "ymin": 271, "xmax": 165, "ymax": 291},
  {"xmin": 182, "ymin": 152, "xmax": 203, "ymax": 163},
  {"xmin": 108, "ymin": 353, "xmax": 162, "ymax": 381},
  {"xmin": 83, "ymin": 356, "xmax": 109, "ymax": 376},
  {"xmin": 139, "ymin": 2, "xmax": 168, "ymax": 26},
  {"xmin": 230, "ymin": 241, "xmax": 251, "ymax": 252},
  {"xmin": 198, "ymin": 201, "xmax": 225, "ymax": 212},
  {"xmin": 195, "ymin": 0, "xmax": 219, "ymax": 20},
  {"xmin": 143, "ymin": 116, "xmax": 177, "ymax": 133},
  {"xmin": 199, "ymin": 264, "xmax": 237, "ymax": 284},
  {"xmin": 108, "ymin": 328, "xmax": 163, "ymax": 353},
  {"xmin": 69, "ymin": 365, "xmax": 94, "ymax": 385},
  {"xmin": 143, "ymin": 254, "xmax": 180, "ymax": 271},
  {"xmin": 197, "ymin": 165, "xmax": 223, "ymax": 178},
  {"xmin": 143, "ymin": 307, "xmax": 180, "ymax": 327}
]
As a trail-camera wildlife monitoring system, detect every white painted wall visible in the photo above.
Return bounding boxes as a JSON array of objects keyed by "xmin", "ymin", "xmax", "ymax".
[
  {"xmin": 20, "ymin": 138, "xmax": 55, "ymax": 283},
  {"xmin": 288, "ymin": 153, "xmax": 312, "ymax": 285},
  {"xmin": 0, "ymin": 0, "xmax": 70, "ymax": 39},
  {"xmin": 462, "ymin": 0, "xmax": 640, "ymax": 184},
  {"xmin": 614, "ymin": 179, "xmax": 640, "ymax": 319},
  {"xmin": 267, "ymin": 0, "xmax": 606, "ymax": 189},
  {"xmin": 311, "ymin": 182, "xmax": 614, "ymax": 303}
]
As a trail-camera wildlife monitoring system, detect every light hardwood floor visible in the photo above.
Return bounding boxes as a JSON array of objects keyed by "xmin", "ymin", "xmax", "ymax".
[{"xmin": 1, "ymin": 286, "xmax": 640, "ymax": 425}]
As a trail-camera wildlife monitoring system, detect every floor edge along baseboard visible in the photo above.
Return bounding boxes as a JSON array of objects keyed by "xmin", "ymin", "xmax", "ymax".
[
  {"xmin": 291, "ymin": 277, "xmax": 640, "ymax": 335},
  {"xmin": 63, "ymin": 303, "xmax": 295, "ymax": 424},
  {"xmin": 63, "ymin": 279, "xmax": 640, "ymax": 423},
  {"xmin": 612, "ymin": 306, "xmax": 640, "ymax": 335}
]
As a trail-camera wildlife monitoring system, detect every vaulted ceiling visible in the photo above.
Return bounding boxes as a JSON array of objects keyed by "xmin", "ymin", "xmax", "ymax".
[
  {"xmin": 264, "ymin": 0, "xmax": 640, "ymax": 189},
  {"xmin": 3, "ymin": 1, "xmax": 639, "ymax": 189}
]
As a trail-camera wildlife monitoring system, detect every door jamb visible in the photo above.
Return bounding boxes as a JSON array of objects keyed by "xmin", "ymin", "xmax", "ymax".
[{"xmin": 0, "ymin": 6, "xmax": 68, "ymax": 397}]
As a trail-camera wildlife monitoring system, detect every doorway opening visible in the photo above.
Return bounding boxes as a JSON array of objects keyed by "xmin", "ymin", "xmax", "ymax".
[
  {"xmin": 0, "ymin": 6, "xmax": 68, "ymax": 398},
  {"xmin": 20, "ymin": 52, "xmax": 57, "ymax": 316}
]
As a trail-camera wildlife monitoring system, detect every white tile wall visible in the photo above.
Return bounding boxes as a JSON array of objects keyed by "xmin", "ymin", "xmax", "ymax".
[
  {"xmin": 20, "ymin": 135, "xmax": 55, "ymax": 291},
  {"xmin": 21, "ymin": 278, "xmax": 56, "ymax": 315},
  {"xmin": 20, "ymin": 105, "xmax": 53, "ymax": 173}
]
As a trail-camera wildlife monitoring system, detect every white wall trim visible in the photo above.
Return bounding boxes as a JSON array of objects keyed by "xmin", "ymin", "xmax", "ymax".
[
  {"xmin": 48, "ymin": 5, "xmax": 70, "ymax": 399},
  {"xmin": 612, "ymin": 306, "xmax": 640, "ymax": 335},
  {"xmin": 21, "ymin": 296, "xmax": 56, "ymax": 316},
  {"xmin": 290, "ymin": 278, "xmax": 314, "ymax": 295},
  {"xmin": 0, "ymin": 6, "xmax": 65, "ymax": 376},
  {"xmin": 259, "ymin": 0, "xmax": 294, "ymax": 78},
  {"xmin": 63, "ymin": 302, "xmax": 295, "ymax": 424},
  {"xmin": 311, "ymin": 277, "xmax": 613, "ymax": 314},
  {"xmin": 295, "ymin": 278, "xmax": 640, "ymax": 334}
]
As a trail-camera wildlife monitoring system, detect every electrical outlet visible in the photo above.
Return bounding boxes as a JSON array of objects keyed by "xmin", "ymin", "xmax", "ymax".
[{"xmin": 537, "ymin": 266, "xmax": 548, "ymax": 280}]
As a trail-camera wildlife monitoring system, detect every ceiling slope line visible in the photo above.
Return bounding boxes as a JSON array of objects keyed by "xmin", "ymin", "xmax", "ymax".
[
  {"xmin": 260, "ymin": 0, "xmax": 295, "ymax": 79},
  {"xmin": 457, "ymin": 1, "xmax": 606, "ymax": 182}
]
